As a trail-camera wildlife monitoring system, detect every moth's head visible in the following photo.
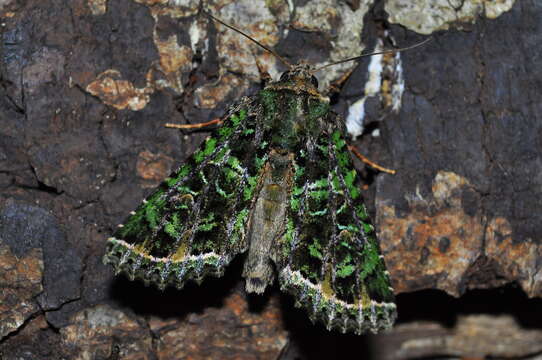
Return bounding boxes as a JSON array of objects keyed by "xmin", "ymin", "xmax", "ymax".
[{"xmin": 277, "ymin": 63, "xmax": 319, "ymax": 91}]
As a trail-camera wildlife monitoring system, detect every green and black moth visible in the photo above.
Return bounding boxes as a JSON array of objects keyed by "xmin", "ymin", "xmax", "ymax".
[{"xmin": 104, "ymin": 13, "xmax": 427, "ymax": 334}]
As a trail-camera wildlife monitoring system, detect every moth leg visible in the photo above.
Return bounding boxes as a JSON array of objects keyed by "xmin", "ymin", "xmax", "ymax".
[
  {"xmin": 165, "ymin": 118, "xmax": 223, "ymax": 129},
  {"xmin": 254, "ymin": 57, "xmax": 272, "ymax": 86},
  {"xmin": 327, "ymin": 67, "xmax": 355, "ymax": 94},
  {"xmin": 348, "ymin": 145, "xmax": 396, "ymax": 175}
]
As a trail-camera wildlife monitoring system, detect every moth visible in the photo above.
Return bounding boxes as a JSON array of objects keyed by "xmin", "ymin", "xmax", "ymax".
[{"xmin": 104, "ymin": 12, "xmax": 427, "ymax": 334}]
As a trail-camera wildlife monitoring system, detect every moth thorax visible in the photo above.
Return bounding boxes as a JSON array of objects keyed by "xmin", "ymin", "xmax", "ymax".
[{"xmin": 280, "ymin": 64, "xmax": 319, "ymax": 88}]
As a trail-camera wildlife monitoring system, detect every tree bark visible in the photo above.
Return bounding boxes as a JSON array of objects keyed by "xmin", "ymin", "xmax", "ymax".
[{"xmin": 1, "ymin": 0, "xmax": 541, "ymax": 359}]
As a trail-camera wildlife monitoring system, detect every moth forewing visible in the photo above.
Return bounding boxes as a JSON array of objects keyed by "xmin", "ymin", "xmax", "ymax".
[{"xmin": 104, "ymin": 13, "xmax": 401, "ymax": 335}]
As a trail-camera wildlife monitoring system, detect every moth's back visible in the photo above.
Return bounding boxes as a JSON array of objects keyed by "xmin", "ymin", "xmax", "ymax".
[{"xmin": 258, "ymin": 66, "xmax": 331, "ymax": 151}]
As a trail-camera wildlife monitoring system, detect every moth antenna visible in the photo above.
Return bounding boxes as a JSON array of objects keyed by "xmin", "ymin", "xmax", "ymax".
[
  {"xmin": 204, "ymin": 11, "xmax": 292, "ymax": 68},
  {"xmin": 313, "ymin": 37, "xmax": 432, "ymax": 73}
]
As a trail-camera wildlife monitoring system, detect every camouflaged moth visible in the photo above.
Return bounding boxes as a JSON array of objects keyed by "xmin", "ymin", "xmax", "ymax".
[{"xmin": 104, "ymin": 12, "xmax": 428, "ymax": 334}]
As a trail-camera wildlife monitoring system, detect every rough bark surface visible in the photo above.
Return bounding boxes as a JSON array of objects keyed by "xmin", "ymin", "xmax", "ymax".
[{"xmin": 1, "ymin": 0, "xmax": 541, "ymax": 359}]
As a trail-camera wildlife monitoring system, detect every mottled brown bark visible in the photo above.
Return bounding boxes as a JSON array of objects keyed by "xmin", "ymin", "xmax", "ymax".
[{"xmin": 1, "ymin": 0, "xmax": 541, "ymax": 359}]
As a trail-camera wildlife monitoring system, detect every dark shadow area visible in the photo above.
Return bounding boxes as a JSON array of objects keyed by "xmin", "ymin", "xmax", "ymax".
[
  {"xmin": 108, "ymin": 255, "xmax": 245, "ymax": 319},
  {"xmin": 396, "ymin": 283, "xmax": 542, "ymax": 329},
  {"xmin": 278, "ymin": 292, "xmax": 372, "ymax": 360},
  {"xmin": 277, "ymin": 283, "xmax": 542, "ymax": 359},
  {"xmin": 246, "ymin": 290, "xmax": 273, "ymax": 313}
]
